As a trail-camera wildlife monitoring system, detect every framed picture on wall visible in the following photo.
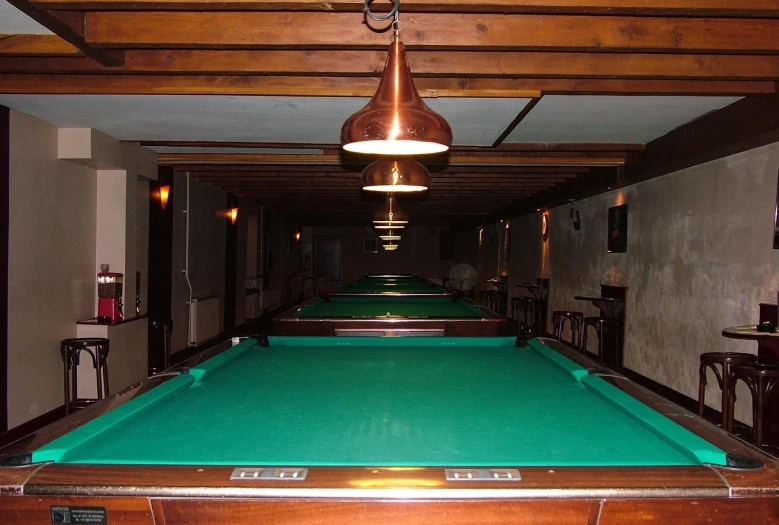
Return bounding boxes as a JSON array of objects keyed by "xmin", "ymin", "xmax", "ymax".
[{"xmin": 608, "ymin": 204, "xmax": 628, "ymax": 253}]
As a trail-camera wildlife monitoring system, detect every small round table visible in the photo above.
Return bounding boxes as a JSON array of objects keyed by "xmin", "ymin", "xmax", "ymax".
[{"xmin": 722, "ymin": 325, "xmax": 779, "ymax": 341}]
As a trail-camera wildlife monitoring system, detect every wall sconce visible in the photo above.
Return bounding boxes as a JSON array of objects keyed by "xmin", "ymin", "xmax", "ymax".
[
  {"xmin": 294, "ymin": 231, "xmax": 302, "ymax": 242},
  {"xmin": 158, "ymin": 185, "xmax": 170, "ymax": 210},
  {"xmin": 340, "ymin": 1, "xmax": 452, "ymax": 155},
  {"xmin": 229, "ymin": 207, "xmax": 238, "ymax": 225},
  {"xmin": 542, "ymin": 213, "xmax": 549, "ymax": 240}
]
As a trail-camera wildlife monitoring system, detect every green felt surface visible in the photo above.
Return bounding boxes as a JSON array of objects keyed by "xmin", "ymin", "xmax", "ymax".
[
  {"xmin": 33, "ymin": 337, "xmax": 727, "ymax": 467},
  {"xmin": 293, "ymin": 296, "xmax": 484, "ymax": 318}
]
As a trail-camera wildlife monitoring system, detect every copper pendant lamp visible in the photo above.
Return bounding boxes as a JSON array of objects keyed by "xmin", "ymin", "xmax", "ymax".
[
  {"xmin": 362, "ymin": 157, "xmax": 429, "ymax": 193},
  {"xmin": 341, "ymin": 6, "xmax": 452, "ymax": 156},
  {"xmin": 372, "ymin": 195, "xmax": 409, "ymax": 229}
]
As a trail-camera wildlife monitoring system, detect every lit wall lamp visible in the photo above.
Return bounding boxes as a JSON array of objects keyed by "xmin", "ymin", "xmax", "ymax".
[
  {"xmin": 229, "ymin": 207, "xmax": 238, "ymax": 225},
  {"xmin": 158, "ymin": 185, "xmax": 170, "ymax": 210},
  {"xmin": 294, "ymin": 231, "xmax": 302, "ymax": 242},
  {"xmin": 341, "ymin": 0, "xmax": 452, "ymax": 156},
  {"xmin": 542, "ymin": 213, "xmax": 549, "ymax": 240},
  {"xmin": 362, "ymin": 157, "xmax": 430, "ymax": 193}
]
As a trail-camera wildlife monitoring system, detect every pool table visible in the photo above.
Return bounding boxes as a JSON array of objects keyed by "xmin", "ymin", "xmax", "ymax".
[
  {"xmin": 1, "ymin": 336, "xmax": 777, "ymax": 524},
  {"xmin": 274, "ymin": 295, "xmax": 506, "ymax": 336}
]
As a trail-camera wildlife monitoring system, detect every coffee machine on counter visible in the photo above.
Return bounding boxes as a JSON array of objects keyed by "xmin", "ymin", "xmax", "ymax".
[{"xmin": 97, "ymin": 264, "xmax": 123, "ymax": 324}]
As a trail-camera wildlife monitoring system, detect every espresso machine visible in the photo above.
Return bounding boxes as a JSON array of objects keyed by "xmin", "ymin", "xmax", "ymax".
[{"xmin": 97, "ymin": 265, "xmax": 123, "ymax": 324}]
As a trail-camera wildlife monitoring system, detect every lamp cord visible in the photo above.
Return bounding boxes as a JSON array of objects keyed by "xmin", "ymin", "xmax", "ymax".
[{"xmin": 364, "ymin": 0, "xmax": 400, "ymax": 24}]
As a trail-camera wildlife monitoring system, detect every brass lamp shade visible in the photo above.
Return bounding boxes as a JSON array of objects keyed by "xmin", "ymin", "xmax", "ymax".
[
  {"xmin": 362, "ymin": 158, "xmax": 429, "ymax": 193},
  {"xmin": 341, "ymin": 40, "xmax": 452, "ymax": 156},
  {"xmin": 372, "ymin": 196, "xmax": 409, "ymax": 226},
  {"xmin": 379, "ymin": 229, "xmax": 402, "ymax": 241},
  {"xmin": 381, "ymin": 239, "xmax": 399, "ymax": 251}
]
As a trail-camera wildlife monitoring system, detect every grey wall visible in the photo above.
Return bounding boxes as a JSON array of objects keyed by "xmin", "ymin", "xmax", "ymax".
[
  {"xmin": 312, "ymin": 226, "xmax": 454, "ymax": 285},
  {"xmin": 7, "ymin": 111, "xmax": 97, "ymax": 427},
  {"xmin": 502, "ymin": 141, "xmax": 779, "ymax": 423},
  {"xmin": 170, "ymin": 173, "xmax": 227, "ymax": 352}
]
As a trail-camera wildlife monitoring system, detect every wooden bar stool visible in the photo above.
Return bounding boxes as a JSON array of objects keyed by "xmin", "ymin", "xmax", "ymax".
[
  {"xmin": 60, "ymin": 337, "xmax": 110, "ymax": 415},
  {"xmin": 150, "ymin": 319, "xmax": 173, "ymax": 374},
  {"xmin": 729, "ymin": 363, "xmax": 779, "ymax": 448},
  {"xmin": 512, "ymin": 297, "xmax": 537, "ymax": 335},
  {"xmin": 581, "ymin": 317, "xmax": 621, "ymax": 368},
  {"xmin": 552, "ymin": 311, "xmax": 584, "ymax": 350},
  {"xmin": 480, "ymin": 290, "xmax": 499, "ymax": 312},
  {"xmin": 697, "ymin": 352, "xmax": 757, "ymax": 431}
]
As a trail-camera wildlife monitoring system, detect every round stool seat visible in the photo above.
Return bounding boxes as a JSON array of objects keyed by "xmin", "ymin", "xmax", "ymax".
[
  {"xmin": 60, "ymin": 337, "xmax": 110, "ymax": 414},
  {"xmin": 730, "ymin": 363, "xmax": 779, "ymax": 448},
  {"xmin": 697, "ymin": 351, "xmax": 757, "ymax": 432}
]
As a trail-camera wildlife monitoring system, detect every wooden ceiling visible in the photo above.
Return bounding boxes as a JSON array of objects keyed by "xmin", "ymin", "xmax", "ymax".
[{"xmin": 1, "ymin": 0, "xmax": 778, "ymax": 226}]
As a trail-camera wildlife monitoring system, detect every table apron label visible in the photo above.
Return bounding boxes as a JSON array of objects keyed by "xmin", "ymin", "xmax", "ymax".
[{"xmin": 50, "ymin": 506, "xmax": 108, "ymax": 524}]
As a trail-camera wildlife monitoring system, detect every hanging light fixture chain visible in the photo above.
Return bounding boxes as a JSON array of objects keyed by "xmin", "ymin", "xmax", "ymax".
[{"xmin": 364, "ymin": 0, "xmax": 400, "ymax": 23}]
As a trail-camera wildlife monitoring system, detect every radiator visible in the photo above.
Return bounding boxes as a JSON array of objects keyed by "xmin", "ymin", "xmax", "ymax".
[
  {"xmin": 259, "ymin": 287, "xmax": 280, "ymax": 314},
  {"xmin": 188, "ymin": 296, "xmax": 221, "ymax": 347}
]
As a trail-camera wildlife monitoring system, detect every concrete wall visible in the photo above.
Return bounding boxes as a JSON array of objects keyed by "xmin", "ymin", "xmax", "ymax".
[
  {"xmin": 312, "ymin": 226, "xmax": 455, "ymax": 285},
  {"xmin": 6, "ymin": 113, "xmax": 157, "ymax": 428},
  {"xmin": 7, "ymin": 111, "xmax": 97, "ymax": 427},
  {"xmin": 169, "ymin": 173, "xmax": 227, "ymax": 352},
  {"xmin": 502, "ymin": 141, "xmax": 779, "ymax": 423}
]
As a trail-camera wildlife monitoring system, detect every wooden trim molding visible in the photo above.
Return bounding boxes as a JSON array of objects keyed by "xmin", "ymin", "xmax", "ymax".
[
  {"xmin": 0, "ymin": 105, "xmax": 8, "ymax": 433},
  {"xmin": 0, "ymin": 406, "xmax": 66, "ymax": 448}
]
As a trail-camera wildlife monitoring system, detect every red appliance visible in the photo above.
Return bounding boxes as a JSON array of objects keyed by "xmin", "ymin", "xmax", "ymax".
[{"xmin": 97, "ymin": 270, "xmax": 123, "ymax": 324}]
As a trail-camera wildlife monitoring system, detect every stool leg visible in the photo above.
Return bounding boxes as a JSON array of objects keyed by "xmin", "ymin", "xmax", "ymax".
[
  {"xmin": 582, "ymin": 326, "xmax": 588, "ymax": 357},
  {"xmin": 755, "ymin": 376, "xmax": 766, "ymax": 448},
  {"xmin": 71, "ymin": 351, "xmax": 79, "ymax": 408},
  {"xmin": 61, "ymin": 345, "xmax": 70, "ymax": 415},
  {"xmin": 572, "ymin": 320, "xmax": 580, "ymax": 352},
  {"xmin": 722, "ymin": 363, "xmax": 732, "ymax": 431},
  {"xmin": 100, "ymin": 347, "xmax": 110, "ymax": 399},
  {"xmin": 595, "ymin": 325, "xmax": 606, "ymax": 364},
  {"xmin": 697, "ymin": 362, "xmax": 707, "ymax": 418},
  {"xmin": 164, "ymin": 326, "xmax": 171, "ymax": 370}
]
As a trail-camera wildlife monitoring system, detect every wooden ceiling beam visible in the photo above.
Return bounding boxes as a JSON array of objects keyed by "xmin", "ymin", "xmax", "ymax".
[
  {"xmin": 0, "ymin": 34, "xmax": 82, "ymax": 56},
  {"xmin": 82, "ymin": 12, "xmax": 779, "ymax": 54},
  {"xmin": 0, "ymin": 74, "xmax": 770, "ymax": 96},
  {"xmin": 195, "ymin": 177, "xmax": 571, "ymax": 183},
  {"xmin": 161, "ymin": 153, "xmax": 625, "ymax": 165},
  {"xmin": 144, "ymin": 141, "xmax": 639, "ymax": 152},
  {"xmin": 3, "ymin": 50, "xmax": 778, "ymax": 80},
  {"xmin": 178, "ymin": 164, "xmax": 591, "ymax": 173},
  {"xmin": 4, "ymin": 1, "xmax": 124, "ymax": 65},
  {"xmin": 29, "ymin": 0, "xmax": 779, "ymax": 17}
]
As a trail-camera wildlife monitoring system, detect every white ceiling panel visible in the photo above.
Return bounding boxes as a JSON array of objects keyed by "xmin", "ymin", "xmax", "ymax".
[
  {"xmin": 505, "ymin": 95, "xmax": 741, "ymax": 144},
  {"xmin": 0, "ymin": 1, "xmax": 52, "ymax": 34},
  {"xmin": 0, "ymin": 95, "xmax": 370, "ymax": 142},
  {"xmin": 147, "ymin": 147, "xmax": 324, "ymax": 154},
  {"xmin": 426, "ymin": 98, "xmax": 533, "ymax": 146},
  {"xmin": 0, "ymin": 94, "xmax": 532, "ymax": 146}
]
